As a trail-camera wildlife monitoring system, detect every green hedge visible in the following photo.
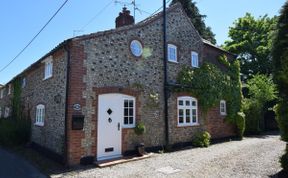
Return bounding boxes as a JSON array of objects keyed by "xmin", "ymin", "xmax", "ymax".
[
  {"xmin": 274, "ymin": 102, "xmax": 288, "ymax": 142},
  {"xmin": 236, "ymin": 112, "xmax": 245, "ymax": 139},
  {"xmin": 0, "ymin": 118, "xmax": 31, "ymax": 146}
]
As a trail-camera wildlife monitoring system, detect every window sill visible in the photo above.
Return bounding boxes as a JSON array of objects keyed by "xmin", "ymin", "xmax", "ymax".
[
  {"xmin": 168, "ymin": 60, "xmax": 178, "ymax": 64},
  {"xmin": 34, "ymin": 123, "xmax": 44, "ymax": 127},
  {"xmin": 177, "ymin": 123, "xmax": 200, "ymax": 127},
  {"xmin": 192, "ymin": 66, "xmax": 199, "ymax": 68},
  {"xmin": 122, "ymin": 125, "xmax": 135, "ymax": 129},
  {"xmin": 43, "ymin": 75, "xmax": 52, "ymax": 81}
]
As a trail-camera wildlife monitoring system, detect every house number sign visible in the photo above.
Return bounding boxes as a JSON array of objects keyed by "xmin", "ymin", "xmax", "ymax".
[{"xmin": 73, "ymin": 104, "xmax": 81, "ymax": 111}]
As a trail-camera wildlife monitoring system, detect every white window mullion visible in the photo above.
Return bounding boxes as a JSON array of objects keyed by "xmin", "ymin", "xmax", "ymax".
[
  {"xmin": 40, "ymin": 108, "xmax": 43, "ymax": 123},
  {"xmin": 178, "ymin": 97, "xmax": 198, "ymax": 126}
]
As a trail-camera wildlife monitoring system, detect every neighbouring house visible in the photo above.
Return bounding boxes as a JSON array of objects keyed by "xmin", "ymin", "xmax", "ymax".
[
  {"xmin": 0, "ymin": 3, "xmax": 237, "ymax": 165},
  {"xmin": 0, "ymin": 83, "xmax": 12, "ymax": 118}
]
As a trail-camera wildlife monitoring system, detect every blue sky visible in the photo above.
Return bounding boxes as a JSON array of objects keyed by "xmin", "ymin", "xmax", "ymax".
[{"xmin": 0, "ymin": 0, "xmax": 285, "ymax": 84}]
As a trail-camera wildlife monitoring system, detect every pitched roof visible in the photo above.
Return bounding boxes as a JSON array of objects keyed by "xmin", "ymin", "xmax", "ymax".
[
  {"xmin": 4, "ymin": 3, "xmax": 235, "ymax": 85},
  {"xmin": 202, "ymin": 39, "xmax": 237, "ymax": 57},
  {"xmin": 72, "ymin": 2, "xmax": 186, "ymax": 41},
  {"xmin": 4, "ymin": 3, "xmax": 184, "ymax": 85}
]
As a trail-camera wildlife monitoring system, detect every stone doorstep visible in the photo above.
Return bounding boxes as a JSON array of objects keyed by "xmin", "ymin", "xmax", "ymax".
[{"xmin": 95, "ymin": 153, "xmax": 154, "ymax": 168}]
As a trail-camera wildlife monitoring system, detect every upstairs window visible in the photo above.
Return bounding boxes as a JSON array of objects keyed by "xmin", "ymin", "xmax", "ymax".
[
  {"xmin": 8, "ymin": 84, "xmax": 11, "ymax": 95},
  {"xmin": 22, "ymin": 78, "xmax": 26, "ymax": 88},
  {"xmin": 220, "ymin": 100, "xmax": 227, "ymax": 116},
  {"xmin": 167, "ymin": 44, "xmax": 177, "ymax": 62},
  {"xmin": 191, "ymin": 51, "xmax": 199, "ymax": 68},
  {"xmin": 44, "ymin": 56, "xmax": 53, "ymax": 80},
  {"xmin": 35, "ymin": 104, "xmax": 45, "ymax": 126},
  {"xmin": 123, "ymin": 97, "xmax": 136, "ymax": 128},
  {"xmin": 178, "ymin": 96, "xmax": 198, "ymax": 126},
  {"xmin": 4, "ymin": 107, "xmax": 10, "ymax": 118},
  {"xmin": 130, "ymin": 40, "xmax": 143, "ymax": 57}
]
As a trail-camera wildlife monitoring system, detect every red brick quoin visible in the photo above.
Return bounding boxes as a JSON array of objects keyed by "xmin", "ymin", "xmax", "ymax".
[{"xmin": 66, "ymin": 41, "xmax": 87, "ymax": 165}]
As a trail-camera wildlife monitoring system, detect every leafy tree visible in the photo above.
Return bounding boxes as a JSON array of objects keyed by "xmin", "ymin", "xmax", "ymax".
[
  {"xmin": 171, "ymin": 0, "xmax": 216, "ymax": 44},
  {"xmin": 271, "ymin": 1, "xmax": 288, "ymax": 171},
  {"xmin": 243, "ymin": 74, "xmax": 277, "ymax": 134},
  {"xmin": 223, "ymin": 13, "xmax": 277, "ymax": 79}
]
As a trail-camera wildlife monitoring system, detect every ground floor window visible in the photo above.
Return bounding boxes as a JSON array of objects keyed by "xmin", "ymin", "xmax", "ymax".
[
  {"xmin": 177, "ymin": 96, "xmax": 198, "ymax": 126},
  {"xmin": 123, "ymin": 97, "xmax": 135, "ymax": 128},
  {"xmin": 35, "ymin": 104, "xmax": 45, "ymax": 126}
]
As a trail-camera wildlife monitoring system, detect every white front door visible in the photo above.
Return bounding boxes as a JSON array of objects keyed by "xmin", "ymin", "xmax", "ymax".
[{"xmin": 97, "ymin": 94, "xmax": 123, "ymax": 161}]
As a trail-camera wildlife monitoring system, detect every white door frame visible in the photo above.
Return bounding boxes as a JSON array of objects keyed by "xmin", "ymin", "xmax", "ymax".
[{"xmin": 97, "ymin": 94, "xmax": 123, "ymax": 161}]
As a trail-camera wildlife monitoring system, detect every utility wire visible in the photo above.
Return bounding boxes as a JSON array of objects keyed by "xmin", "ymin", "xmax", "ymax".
[
  {"xmin": 135, "ymin": 7, "xmax": 152, "ymax": 15},
  {"xmin": 151, "ymin": 0, "xmax": 172, "ymax": 16},
  {"xmin": 79, "ymin": 0, "xmax": 114, "ymax": 31},
  {"xmin": 0, "ymin": 0, "xmax": 69, "ymax": 74}
]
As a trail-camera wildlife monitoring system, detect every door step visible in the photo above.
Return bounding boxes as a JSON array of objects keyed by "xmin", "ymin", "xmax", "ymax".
[{"xmin": 95, "ymin": 153, "xmax": 153, "ymax": 168}]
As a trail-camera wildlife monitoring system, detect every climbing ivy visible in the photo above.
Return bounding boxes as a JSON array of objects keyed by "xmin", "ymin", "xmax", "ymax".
[
  {"xmin": 176, "ymin": 64, "xmax": 227, "ymax": 113},
  {"xmin": 176, "ymin": 55, "xmax": 245, "ymax": 138},
  {"xmin": 12, "ymin": 78, "xmax": 22, "ymax": 119}
]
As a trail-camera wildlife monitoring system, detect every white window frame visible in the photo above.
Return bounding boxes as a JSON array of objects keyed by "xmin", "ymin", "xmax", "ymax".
[
  {"xmin": 167, "ymin": 44, "xmax": 178, "ymax": 63},
  {"xmin": 123, "ymin": 97, "xmax": 136, "ymax": 128},
  {"xmin": 22, "ymin": 77, "xmax": 26, "ymax": 88},
  {"xmin": 35, "ymin": 104, "xmax": 45, "ymax": 126},
  {"xmin": 220, "ymin": 100, "xmax": 227, "ymax": 116},
  {"xmin": 177, "ymin": 96, "xmax": 198, "ymax": 126},
  {"xmin": 43, "ymin": 56, "xmax": 53, "ymax": 80},
  {"xmin": 8, "ymin": 84, "xmax": 11, "ymax": 95},
  {"xmin": 4, "ymin": 107, "xmax": 10, "ymax": 118},
  {"xmin": 191, "ymin": 51, "xmax": 199, "ymax": 68},
  {"xmin": 130, "ymin": 40, "xmax": 143, "ymax": 57}
]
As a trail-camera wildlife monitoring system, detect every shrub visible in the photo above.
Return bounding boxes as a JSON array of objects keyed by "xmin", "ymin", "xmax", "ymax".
[
  {"xmin": 280, "ymin": 150, "xmax": 288, "ymax": 171},
  {"xmin": 236, "ymin": 112, "xmax": 245, "ymax": 139},
  {"xmin": 274, "ymin": 102, "xmax": 288, "ymax": 142},
  {"xmin": 0, "ymin": 118, "xmax": 31, "ymax": 146},
  {"xmin": 192, "ymin": 131, "xmax": 211, "ymax": 147},
  {"xmin": 243, "ymin": 99, "xmax": 262, "ymax": 134},
  {"xmin": 134, "ymin": 122, "xmax": 146, "ymax": 136}
]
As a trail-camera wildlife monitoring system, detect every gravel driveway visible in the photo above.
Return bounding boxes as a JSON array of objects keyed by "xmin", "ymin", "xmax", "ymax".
[{"xmin": 53, "ymin": 133, "xmax": 285, "ymax": 178}]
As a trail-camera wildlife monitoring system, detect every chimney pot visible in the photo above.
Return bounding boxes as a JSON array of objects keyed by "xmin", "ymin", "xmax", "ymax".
[{"xmin": 115, "ymin": 7, "xmax": 135, "ymax": 28}]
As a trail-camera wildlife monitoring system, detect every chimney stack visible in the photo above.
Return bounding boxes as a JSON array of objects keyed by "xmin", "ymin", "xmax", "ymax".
[{"xmin": 115, "ymin": 7, "xmax": 135, "ymax": 28}]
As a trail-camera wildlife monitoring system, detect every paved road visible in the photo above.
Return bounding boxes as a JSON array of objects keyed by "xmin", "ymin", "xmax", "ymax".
[
  {"xmin": 53, "ymin": 133, "xmax": 285, "ymax": 178},
  {"xmin": 0, "ymin": 148, "xmax": 46, "ymax": 178}
]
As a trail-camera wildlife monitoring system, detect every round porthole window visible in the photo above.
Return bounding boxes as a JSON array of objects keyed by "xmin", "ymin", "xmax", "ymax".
[{"xmin": 130, "ymin": 40, "xmax": 143, "ymax": 57}]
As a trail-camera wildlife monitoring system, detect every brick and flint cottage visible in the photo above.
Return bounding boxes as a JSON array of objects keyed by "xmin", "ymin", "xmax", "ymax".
[{"xmin": 0, "ymin": 3, "xmax": 237, "ymax": 165}]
